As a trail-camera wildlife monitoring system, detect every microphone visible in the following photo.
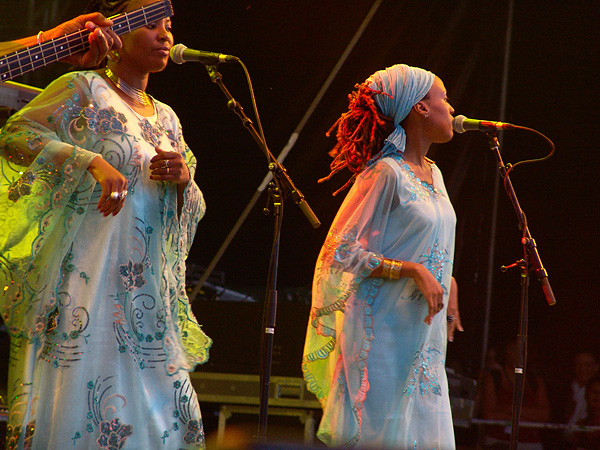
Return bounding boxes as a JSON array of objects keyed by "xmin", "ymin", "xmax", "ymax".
[
  {"xmin": 452, "ymin": 115, "xmax": 515, "ymax": 133},
  {"xmin": 169, "ymin": 43, "xmax": 239, "ymax": 65}
]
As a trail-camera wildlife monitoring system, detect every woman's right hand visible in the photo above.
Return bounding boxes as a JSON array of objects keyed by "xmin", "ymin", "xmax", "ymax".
[
  {"xmin": 87, "ymin": 155, "xmax": 128, "ymax": 216},
  {"xmin": 402, "ymin": 261, "xmax": 444, "ymax": 325}
]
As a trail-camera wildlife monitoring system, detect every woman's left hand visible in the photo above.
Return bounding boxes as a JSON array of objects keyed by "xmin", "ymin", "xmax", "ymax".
[
  {"xmin": 150, "ymin": 147, "xmax": 190, "ymax": 185},
  {"xmin": 447, "ymin": 277, "xmax": 464, "ymax": 342}
]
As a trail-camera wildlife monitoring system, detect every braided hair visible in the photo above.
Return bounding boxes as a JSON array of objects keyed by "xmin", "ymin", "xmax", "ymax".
[{"xmin": 320, "ymin": 83, "xmax": 394, "ymax": 196}]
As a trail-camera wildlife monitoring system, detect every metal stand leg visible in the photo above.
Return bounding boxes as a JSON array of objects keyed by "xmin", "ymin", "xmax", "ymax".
[
  {"xmin": 217, "ymin": 405, "xmax": 232, "ymax": 448},
  {"xmin": 301, "ymin": 410, "xmax": 315, "ymax": 444}
]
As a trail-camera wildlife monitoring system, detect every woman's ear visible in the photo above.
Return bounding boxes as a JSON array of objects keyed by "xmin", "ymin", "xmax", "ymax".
[{"xmin": 413, "ymin": 101, "xmax": 429, "ymax": 117}]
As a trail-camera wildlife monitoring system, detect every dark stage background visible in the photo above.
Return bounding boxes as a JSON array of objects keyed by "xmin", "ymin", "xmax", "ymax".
[{"xmin": 1, "ymin": 0, "xmax": 599, "ymax": 421}]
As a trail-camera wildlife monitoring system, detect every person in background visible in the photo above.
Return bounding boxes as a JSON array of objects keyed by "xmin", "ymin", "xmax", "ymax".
[
  {"xmin": 0, "ymin": 12, "xmax": 121, "ymax": 69},
  {"xmin": 480, "ymin": 338, "xmax": 551, "ymax": 449},
  {"xmin": 0, "ymin": 0, "xmax": 210, "ymax": 448},
  {"xmin": 566, "ymin": 350, "xmax": 600, "ymax": 425},
  {"xmin": 302, "ymin": 63, "xmax": 462, "ymax": 449},
  {"xmin": 569, "ymin": 375, "xmax": 600, "ymax": 450}
]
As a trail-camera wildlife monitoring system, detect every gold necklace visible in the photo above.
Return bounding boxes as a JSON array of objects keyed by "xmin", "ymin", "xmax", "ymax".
[{"xmin": 105, "ymin": 67, "xmax": 151, "ymax": 107}]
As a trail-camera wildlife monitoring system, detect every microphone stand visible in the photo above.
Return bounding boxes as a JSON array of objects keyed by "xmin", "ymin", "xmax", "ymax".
[
  {"xmin": 485, "ymin": 132, "xmax": 556, "ymax": 450},
  {"xmin": 202, "ymin": 63, "xmax": 320, "ymax": 441}
]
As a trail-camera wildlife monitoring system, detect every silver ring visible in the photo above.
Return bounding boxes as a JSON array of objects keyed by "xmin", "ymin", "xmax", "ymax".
[
  {"xmin": 164, "ymin": 160, "xmax": 169, "ymax": 168},
  {"xmin": 110, "ymin": 191, "xmax": 119, "ymax": 200},
  {"xmin": 119, "ymin": 190, "xmax": 127, "ymax": 200},
  {"xmin": 447, "ymin": 315, "xmax": 456, "ymax": 323}
]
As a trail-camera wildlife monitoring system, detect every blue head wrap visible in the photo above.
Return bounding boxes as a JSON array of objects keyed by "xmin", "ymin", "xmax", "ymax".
[{"xmin": 367, "ymin": 64, "xmax": 435, "ymax": 162}]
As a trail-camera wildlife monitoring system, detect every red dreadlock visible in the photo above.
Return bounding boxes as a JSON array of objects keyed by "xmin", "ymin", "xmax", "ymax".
[{"xmin": 320, "ymin": 83, "xmax": 394, "ymax": 196}]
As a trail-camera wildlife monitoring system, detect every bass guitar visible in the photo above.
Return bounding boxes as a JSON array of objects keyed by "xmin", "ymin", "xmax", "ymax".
[{"xmin": 0, "ymin": 0, "xmax": 173, "ymax": 83}]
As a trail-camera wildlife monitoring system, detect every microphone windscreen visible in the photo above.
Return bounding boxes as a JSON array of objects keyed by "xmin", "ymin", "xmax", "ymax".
[
  {"xmin": 169, "ymin": 44, "xmax": 187, "ymax": 64},
  {"xmin": 452, "ymin": 115, "xmax": 467, "ymax": 133}
]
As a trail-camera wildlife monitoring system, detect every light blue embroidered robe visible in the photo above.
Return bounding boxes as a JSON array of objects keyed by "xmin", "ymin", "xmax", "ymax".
[
  {"xmin": 303, "ymin": 155, "xmax": 456, "ymax": 449},
  {"xmin": 0, "ymin": 71, "xmax": 210, "ymax": 449}
]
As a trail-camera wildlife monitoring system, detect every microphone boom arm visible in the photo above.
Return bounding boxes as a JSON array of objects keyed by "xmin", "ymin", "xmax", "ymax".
[
  {"xmin": 203, "ymin": 64, "xmax": 320, "ymax": 227},
  {"xmin": 486, "ymin": 131, "xmax": 556, "ymax": 306}
]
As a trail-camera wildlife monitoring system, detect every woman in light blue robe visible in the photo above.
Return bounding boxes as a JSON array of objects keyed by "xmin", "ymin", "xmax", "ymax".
[
  {"xmin": 303, "ymin": 64, "xmax": 462, "ymax": 449},
  {"xmin": 0, "ymin": 0, "xmax": 211, "ymax": 448}
]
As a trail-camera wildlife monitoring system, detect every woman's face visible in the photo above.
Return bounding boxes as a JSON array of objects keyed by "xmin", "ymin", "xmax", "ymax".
[
  {"xmin": 118, "ymin": 0, "xmax": 174, "ymax": 75},
  {"xmin": 420, "ymin": 76, "xmax": 455, "ymax": 143}
]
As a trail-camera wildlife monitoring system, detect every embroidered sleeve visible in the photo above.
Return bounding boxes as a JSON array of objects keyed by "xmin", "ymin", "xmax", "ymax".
[{"xmin": 0, "ymin": 72, "xmax": 101, "ymax": 339}]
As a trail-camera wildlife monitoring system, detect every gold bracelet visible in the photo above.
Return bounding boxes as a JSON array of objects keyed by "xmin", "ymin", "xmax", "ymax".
[
  {"xmin": 389, "ymin": 260, "xmax": 403, "ymax": 280},
  {"xmin": 381, "ymin": 259, "xmax": 391, "ymax": 279},
  {"xmin": 381, "ymin": 258, "xmax": 403, "ymax": 280},
  {"xmin": 36, "ymin": 31, "xmax": 45, "ymax": 44}
]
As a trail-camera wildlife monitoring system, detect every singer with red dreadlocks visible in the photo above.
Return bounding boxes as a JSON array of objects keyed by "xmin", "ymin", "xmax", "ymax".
[{"xmin": 303, "ymin": 64, "xmax": 463, "ymax": 449}]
